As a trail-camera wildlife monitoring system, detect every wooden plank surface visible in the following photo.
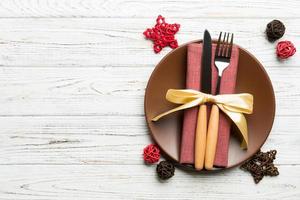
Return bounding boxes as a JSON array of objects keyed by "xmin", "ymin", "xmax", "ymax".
[
  {"xmin": 0, "ymin": 115, "xmax": 299, "ymax": 165},
  {"xmin": 0, "ymin": 18, "xmax": 299, "ymax": 68},
  {"xmin": 0, "ymin": 0, "xmax": 299, "ymax": 199},
  {"xmin": 0, "ymin": 0, "xmax": 299, "ymax": 18},
  {"xmin": 0, "ymin": 66, "xmax": 299, "ymax": 116},
  {"xmin": 0, "ymin": 165, "xmax": 299, "ymax": 200}
]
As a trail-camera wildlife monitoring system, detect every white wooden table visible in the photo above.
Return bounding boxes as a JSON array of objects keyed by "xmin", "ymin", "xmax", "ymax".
[{"xmin": 0, "ymin": 1, "xmax": 299, "ymax": 199}]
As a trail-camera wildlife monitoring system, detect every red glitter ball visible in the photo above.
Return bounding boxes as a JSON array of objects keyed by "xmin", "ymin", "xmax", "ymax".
[
  {"xmin": 276, "ymin": 40, "xmax": 296, "ymax": 59},
  {"xmin": 143, "ymin": 15, "xmax": 180, "ymax": 53},
  {"xmin": 143, "ymin": 144, "xmax": 160, "ymax": 164}
]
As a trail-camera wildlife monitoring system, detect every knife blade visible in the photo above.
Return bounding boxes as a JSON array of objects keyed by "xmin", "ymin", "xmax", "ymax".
[
  {"xmin": 201, "ymin": 30, "xmax": 212, "ymax": 94},
  {"xmin": 194, "ymin": 30, "xmax": 212, "ymax": 170}
]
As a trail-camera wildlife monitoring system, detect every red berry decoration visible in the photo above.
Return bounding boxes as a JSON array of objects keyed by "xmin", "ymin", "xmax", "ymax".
[
  {"xmin": 143, "ymin": 15, "xmax": 180, "ymax": 53},
  {"xmin": 276, "ymin": 40, "xmax": 296, "ymax": 59},
  {"xmin": 143, "ymin": 144, "xmax": 160, "ymax": 164}
]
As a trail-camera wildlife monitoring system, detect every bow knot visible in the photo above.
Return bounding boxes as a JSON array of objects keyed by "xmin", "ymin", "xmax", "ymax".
[
  {"xmin": 152, "ymin": 89, "xmax": 254, "ymax": 149},
  {"xmin": 203, "ymin": 94, "xmax": 215, "ymax": 103}
]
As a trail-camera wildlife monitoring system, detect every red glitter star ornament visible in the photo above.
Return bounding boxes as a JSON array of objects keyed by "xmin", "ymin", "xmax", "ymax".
[{"xmin": 143, "ymin": 15, "xmax": 180, "ymax": 53}]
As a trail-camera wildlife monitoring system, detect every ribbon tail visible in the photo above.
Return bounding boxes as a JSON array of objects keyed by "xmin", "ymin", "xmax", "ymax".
[
  {"xmin": 218, "ymin": 105, "xmax": 249, "ymax": 149},
  {"xmin": 152, "ymin": 98, "xmax": 202, "ymax": 121}
]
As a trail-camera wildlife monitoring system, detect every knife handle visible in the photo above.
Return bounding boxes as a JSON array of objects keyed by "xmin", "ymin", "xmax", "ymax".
[
  {"xmin": 194, "ymin": 104, "xmax": 207, "ymax": 171},
  {"xmin": 205, "ymin": 104, "xmax": 219, "ymax": 170}
]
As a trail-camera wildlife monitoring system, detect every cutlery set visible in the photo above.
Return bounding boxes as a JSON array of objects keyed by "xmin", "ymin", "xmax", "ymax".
[{"xmin": 195, "ymin": 30, "xmax": 234, "ymax": 170}]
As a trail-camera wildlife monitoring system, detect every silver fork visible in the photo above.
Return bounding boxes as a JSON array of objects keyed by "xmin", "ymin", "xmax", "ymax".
[
  {"xmin": 205, "ymin": 32, "xmax": 234, "ymax": 170},
  {"xmin": 214, "ymin": 32, "xmax": 234, "ymax": 93}
]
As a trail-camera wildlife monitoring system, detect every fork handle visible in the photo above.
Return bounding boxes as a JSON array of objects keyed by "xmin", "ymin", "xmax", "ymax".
[
  {"xmin": 194, "ymin": 104, "xmax": 207, "ymax": 170},
  {"xmin": 205, "ymin": 104, "xmax": 219, "ymax": 170}
]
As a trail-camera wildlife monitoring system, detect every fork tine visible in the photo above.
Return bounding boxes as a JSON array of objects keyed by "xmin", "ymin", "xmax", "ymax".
[
  {"xmin": 227, "ymin": 33, "xmax": 234, "ymax": 58},
  {"xmin": 225, "ymin": 32, "xmax": 230, "ymax": 57},
  {"xmin": 221, "ymin": 32, "xmax": 227, "ymax": 57},
  {"xmin": 215, "ymin": 32, "xmax": 222, "ymax": 57}
]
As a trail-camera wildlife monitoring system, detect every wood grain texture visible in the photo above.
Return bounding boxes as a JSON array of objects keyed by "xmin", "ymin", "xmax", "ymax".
[
  {"xmin": 0, "ymin": 1, "xmax": 299, "ymax": 199},
  {"xmin": 0, "ymin": 0, "xmax": 299, "ymax": 18},
  {"xmin": 0, "ymin": 115, "xmax": 299, "ymax": 165},
  {"xmin": 0, "ymin": 165, "xmax": 299, "ymax": 200},
  {"xmin": 0, "ymin": 18, "xmax": 299, "ymax": 67},
  {"xmin": 0, "ymin": 66, "xmax": 299, "ymax": 116}
]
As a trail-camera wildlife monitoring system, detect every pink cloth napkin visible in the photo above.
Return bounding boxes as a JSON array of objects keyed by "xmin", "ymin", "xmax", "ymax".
[{"xmin": 179, "ymin": 43, "xmax": 239, "ymax": 167}]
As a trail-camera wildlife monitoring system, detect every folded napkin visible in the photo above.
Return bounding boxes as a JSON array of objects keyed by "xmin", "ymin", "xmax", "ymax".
[{"xmin": 180, "ymin": 43, "xmax": 239, "ymax": 167}]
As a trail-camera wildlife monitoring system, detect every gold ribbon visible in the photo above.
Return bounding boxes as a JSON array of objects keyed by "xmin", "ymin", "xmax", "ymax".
[{"xmin": 152, "ymin": 89, "xmax": 254, "ymax": 149}]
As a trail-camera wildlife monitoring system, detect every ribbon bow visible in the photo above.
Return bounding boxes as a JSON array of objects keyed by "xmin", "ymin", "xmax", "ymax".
[{"xmin": 152, "ymin": 89, "xmax": 254, "ymax": 149}]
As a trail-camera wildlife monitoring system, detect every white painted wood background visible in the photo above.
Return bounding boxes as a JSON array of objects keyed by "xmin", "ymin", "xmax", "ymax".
[{"xmin": 0, "ymin": 0, "xmax": 299, "ymax": 199}]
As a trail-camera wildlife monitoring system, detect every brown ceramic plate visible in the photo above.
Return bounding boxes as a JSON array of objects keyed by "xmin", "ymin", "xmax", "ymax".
[{"xmin": 144, "ymin": 40, "xmax": 275, "ymax": 171}]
